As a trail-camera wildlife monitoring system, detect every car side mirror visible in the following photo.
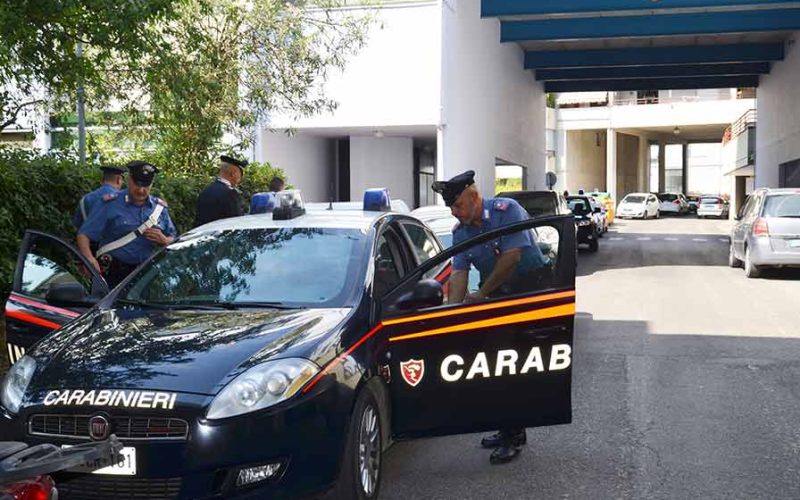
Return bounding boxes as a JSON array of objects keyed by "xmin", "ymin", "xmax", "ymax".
[
  {"xmin": 395, "ymin": 279, "xmax": 443, "ymax": 311},
  {"xmin": 45, "ymin": 283, "xmax": 92, "ymax": 307},
  {"xmin": 593, "ymin": 207, "xmax": 602, "ymax": 214}
]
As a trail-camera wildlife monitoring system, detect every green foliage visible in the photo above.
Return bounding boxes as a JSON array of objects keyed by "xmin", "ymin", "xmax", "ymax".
[{"xmin": 0, "ymin": 148, "xmax": 285, "ymax": 301}]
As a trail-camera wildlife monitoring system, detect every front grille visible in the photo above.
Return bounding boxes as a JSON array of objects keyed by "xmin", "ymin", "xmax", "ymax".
[
  {"xmin": 54, "ymin": 474, "xmax": 181, "ymax": 499},
  {"xmin": 28, "ymin": 414, "xmax": 189, "ymax": 441}
]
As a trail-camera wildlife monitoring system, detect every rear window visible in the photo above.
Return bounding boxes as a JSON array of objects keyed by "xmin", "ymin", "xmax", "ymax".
[
  {"xmin": 763, "ymin": 194, "xmax": 800, "ymax": 218},
  {"xmin": 658, "ymin": 194, "xmax": 678, "ymax": 202},
  {"xmin": 567, "ymin": 198, "xmax": 591, "ymax": 214},
  {"xmin": 623, "ymin": 195, "xmax": 645, "ymax": 203},
  {"xmin": 701, "ymin": 197, "xmax": 722, "ymax": 204},
  {"xmin": 504, "ymin": 193, "xmax": 556, "ymax": 217}
]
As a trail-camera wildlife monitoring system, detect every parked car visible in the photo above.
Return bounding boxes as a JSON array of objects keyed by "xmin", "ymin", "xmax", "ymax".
[
  {"xmin": 657, "ymin": 193, "xmax": 689, "ymax": 215},
  {"xmin": 587, "ymin": 191, "xmax": 615, "ymax": 225},
  {"xmin": 697, "ymin": 196, "xmax": 730, "ymax": 219},
  {"xmin": 566, "ymin": 195, "xmax": 599, "ymax": 252},
  {"xmin": 589, "ymin": 197, "xmax": 608, "ymax": 236},
  {"xmin": 496, "ymin": 190, "xmax": 571, "ymax": 218},
  {"xmin": 729, "ymin": 188, "xmax": 800, "ymax": 278},
  {"xmin": 686, "ymin": 195, "xmax": 701, "ymax": 213},
  {"xmin": 616, "ymin": 193, "xmax": 660, "ymax": 219}
]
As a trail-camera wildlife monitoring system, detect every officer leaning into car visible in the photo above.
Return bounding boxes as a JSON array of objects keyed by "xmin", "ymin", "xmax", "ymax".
[
  {"xmin": 432, "ymin": 169, "xmax": 549, "ymax": 465},
  {"xmin": 72, "ymin": 165, "xmax": 126, "ymax": 230},
  {"xmin": 76, "ymin": 160, "xmax": 177, "ymax": 288},
  {"xmin": 195, "ymin": 155, "xmax": 248, "ymax": 226}
]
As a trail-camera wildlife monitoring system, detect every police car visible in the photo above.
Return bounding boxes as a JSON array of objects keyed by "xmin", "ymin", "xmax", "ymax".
[{"xmin": 1, "ymin": 189, "xmax": 577, "ymax": 499}]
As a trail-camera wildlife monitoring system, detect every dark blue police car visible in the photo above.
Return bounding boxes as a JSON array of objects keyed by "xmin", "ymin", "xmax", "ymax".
[{"xmin": 1, "ymin": 190, "xmax": 577, "ymax": 499}]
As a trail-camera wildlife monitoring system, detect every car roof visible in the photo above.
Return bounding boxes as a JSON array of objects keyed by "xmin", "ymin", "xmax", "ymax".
[
  {"xmin": 305, "ymin": 200, "xmax": 410, "ymax": 213},
  {"xmin": 757, "ymin": 188, "xmax": 800, "ymax": 195},
  {"xmin": 187, "ymin": 209, "xmax": 392, "ymax": 234},
  {"xmin": 497, "ymin": 191, "xmax": 555, "ymax": 198},
  {"xmin": 622, "ymin": 192, "xmax": 651, "ymax": 197}
]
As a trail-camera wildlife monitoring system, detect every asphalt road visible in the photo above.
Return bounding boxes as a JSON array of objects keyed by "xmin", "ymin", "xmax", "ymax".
[{"xmin": 381, "ymin": 215, "xmax": 800, "ymax": 500}]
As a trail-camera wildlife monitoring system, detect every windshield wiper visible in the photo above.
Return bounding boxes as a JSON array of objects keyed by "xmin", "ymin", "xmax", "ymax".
[
  {"xmin": 114, "ymin": 298, "xmax": 173, "ymax": 310},
  {"xmin": 217, "ymin": 301, "xmax": 298, "ymax": 310}
]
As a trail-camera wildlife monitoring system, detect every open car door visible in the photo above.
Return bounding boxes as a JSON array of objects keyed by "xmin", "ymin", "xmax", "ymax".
[
  {"xmin": 379, "ymin": 215, "xmax": 576, "ymax": 438},
  {"xmin": 5, "ymin": 230, "xmax": 108, "ymax": 364}
]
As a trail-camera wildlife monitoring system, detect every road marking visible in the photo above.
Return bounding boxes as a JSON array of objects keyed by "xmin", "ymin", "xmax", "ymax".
[
  {"xmin": 719, "ymin": 238, "xmax": 729, "ymax": 242},
  {"xmin": 637, "ymin": 237, "xmax": 652, "ymax": 241},
  {"xmin": 609, "ymin": 237, "xmax": 624, "ymax": 241},
  {"xmin": 692, "ymin": 238, "xmax": 708, "ymax": 242},
  {"xmin": 664, "ymin": 237, "xmax": 679, "ymax": 241}
]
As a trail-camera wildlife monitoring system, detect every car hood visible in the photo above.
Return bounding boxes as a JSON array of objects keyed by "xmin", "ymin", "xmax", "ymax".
[{"xmin": 27, "ymin": 307, "xmax": 350, "ymax": 397}]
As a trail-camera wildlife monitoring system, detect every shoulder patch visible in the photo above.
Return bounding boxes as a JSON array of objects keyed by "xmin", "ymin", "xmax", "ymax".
[
  {"xmin": 493, "ymin": 200, "xmax": 510, "ymax": 211},
  {"xmin": 156, "ymin": 197, "xmax": 168, "ymax": 207},
  {"xmin": 102, "ymin": 193, "xmax": 119, "ymax": 202}
]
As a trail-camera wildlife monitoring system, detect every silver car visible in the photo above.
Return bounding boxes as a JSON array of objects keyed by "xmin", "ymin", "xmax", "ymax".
[{"xmin": 729, "ymin": 188, "xmax": 800, "ymax": 278}]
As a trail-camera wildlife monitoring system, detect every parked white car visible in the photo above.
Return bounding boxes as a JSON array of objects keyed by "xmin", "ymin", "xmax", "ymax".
[
  {"xmin": 697, "ymin": 196, "xmax": 730, "ymax": 219},
  {"xmin": 590, "ymin": 198, "xmax": 608, "ymax": 235},
  {"xmin": 616, "ymin": 193, "xmax": 660, "ymax": 219},
  {"xmin": 658, "ymin": 193, "xmax": 689, "ymax": 215}
]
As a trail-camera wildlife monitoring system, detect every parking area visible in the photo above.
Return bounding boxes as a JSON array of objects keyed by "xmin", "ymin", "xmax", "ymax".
[{"xmin": 382, "ymin": 216, "xmax": 800, "ymax": 500}]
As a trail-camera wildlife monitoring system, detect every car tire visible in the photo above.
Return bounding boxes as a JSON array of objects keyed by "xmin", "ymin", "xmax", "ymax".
[
  {"xmin": 331, "ymin": 383, "xmax": 383, "ymax": 500},
  {"xmin": 744, "ymin": 246, "xmax": 761, "ymax": 279},
  {"xmin": 728, "ymin": 242, "xmax": 742, "ymax": 268},
  {"xmin": 655, "ymin": 210, "xmax": 660, "ymax": 219},
  {"xmin": 588, "ymin": 235, "xmax": 599, "ymax": 253}
]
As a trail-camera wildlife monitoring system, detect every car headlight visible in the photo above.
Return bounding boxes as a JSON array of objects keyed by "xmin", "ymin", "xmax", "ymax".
[
  {"xmin": 206, "ymin": 358, "xmax": 319, "ymax": 420},
  {"xmin": 1, "ymin": 356, "xmax": 36, "ymax": 414},
  {"xmin": 577, "ymin": 220, "xmax": 591, "ymax": 227}
]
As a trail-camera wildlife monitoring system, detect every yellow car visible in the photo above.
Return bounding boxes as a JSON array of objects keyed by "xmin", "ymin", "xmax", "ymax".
[{"xmin": 589, "ymin": 192, "xmax": 615, "ymax": 225}]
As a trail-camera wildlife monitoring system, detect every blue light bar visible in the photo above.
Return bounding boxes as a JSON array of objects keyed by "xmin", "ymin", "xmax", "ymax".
[
  {"xmin": 364, "ymin": 188, "xmax": 391, "ymax": 212},
  {"xmin": 250, "ymin": 192, "xmax": 277, "ymax": 214}
]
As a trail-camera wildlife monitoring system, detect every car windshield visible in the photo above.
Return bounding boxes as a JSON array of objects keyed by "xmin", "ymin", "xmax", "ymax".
[
  {"xmin": 763, "ymin": 193, "xmax": 800, "ymax": 218},
  {"xmin": 623, "ymin": 195, "xmax": 645, "ymax": 204},
  {"xmin": 119, "ymin": 227, "xmax": 368, "ymax": 308},
  {"xmin": 701, "ymin": 197, "xmax": 722, "ymax": 204},
  {"xmin": 567, "ymin": 198, "xmax": 591, "ymax": 214},
  {"xmin": 658, "ymin": 194, "xmax": 678, "ymax": 202},
  {"xmin": 505, "ymin": 193, "xmax": 556, "ymax": 217}
]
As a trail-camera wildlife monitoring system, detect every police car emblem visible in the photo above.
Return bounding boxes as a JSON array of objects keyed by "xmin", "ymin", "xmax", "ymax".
[
  {"xmin": 89, "ymin": 415, "xmax": 110, "ymax": 440},
  {"xmin": 400, "ymin": 359, "xmax": 425, "ymax": 387}
]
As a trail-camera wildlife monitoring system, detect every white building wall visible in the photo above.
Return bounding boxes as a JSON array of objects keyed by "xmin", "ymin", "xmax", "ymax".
[
  {"xmin": 267, "ymin": 2, "xmax": 441, "ymax": 130},
  {"xmin": 440, "ymin": 0, "xmax": 546, "ymax": 196},
  {"xmin": 260, "ymin": 132, "xmax": 333, "ymax": 202},
  {"xmin": 756, "ymin": 32, "xmax": 800, "ymax": 188},
  {"xmin": 350, "ymin": 136, "xmax": 414, "ymax": 204}
]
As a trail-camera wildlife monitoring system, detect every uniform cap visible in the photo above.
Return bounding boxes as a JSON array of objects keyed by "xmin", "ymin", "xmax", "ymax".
[
  {"xmin": 99, "ymin": 165, "xmax": 126, "ymax": 176},
  {"xmin": 126, "ymin": 160, "xmax": 159, "ymax": 187},
  {"xmin": 221, "ymin": 155, "xmax": 248, "ymax": 172},
  {"xmin": 431, "ymin": 170, "xmax": 476, "ymax": 206}
]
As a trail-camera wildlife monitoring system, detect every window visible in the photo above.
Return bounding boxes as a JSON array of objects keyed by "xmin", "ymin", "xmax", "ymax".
[
  {"xmin": 21, "ymin": 238, "xmax": 91, "ymax": 299},
  {"xmin": 763, "ymin": 193, "xmax": 800, "ymax": 218},
  {"xmin": 374, "ymin": 233, "xmax": 404, "ymax": 298},
  {"xmin": 401, "ymin": 223, "xmax": 440, "ymax": 264}
]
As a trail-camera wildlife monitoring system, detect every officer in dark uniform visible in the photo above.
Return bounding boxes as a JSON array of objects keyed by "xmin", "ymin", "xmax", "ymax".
[
  {"xmin": 72, "ymin": 165, "xmax": 126, "ymax": 230},
  {"xmin": 195, "ymin": 155, "xmax": 247, "ymax": 226},
  {"xmin": 76, "ymin": 161, "xmax": 177, "ymax": 287},
  {"xmin": 432, "ymin": 170, "xmax": 548, "ymax": 465}
]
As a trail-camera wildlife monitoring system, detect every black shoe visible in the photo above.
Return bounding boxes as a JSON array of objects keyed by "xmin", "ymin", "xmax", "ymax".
[
  {"xmin": 489, "ymin": 444, "xmax": 521, "ymax": 465},
  {"xmin": 480, "ymin": 429, "xmax": 526, "ymax": 449}
]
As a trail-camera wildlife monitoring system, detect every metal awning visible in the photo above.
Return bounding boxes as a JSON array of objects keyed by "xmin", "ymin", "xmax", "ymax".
[
  {"xmin": 556, "ymin": 92, "xmax": 608, "ymax": 105},
  {"xmin": 481, "ymin": 1, "xmax": 800, "ymax": 92}
]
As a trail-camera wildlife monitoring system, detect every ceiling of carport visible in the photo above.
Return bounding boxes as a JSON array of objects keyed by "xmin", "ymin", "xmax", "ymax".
[{"xmin": 481, "ymin": 0, "xmax": 800, "ymax": 92}]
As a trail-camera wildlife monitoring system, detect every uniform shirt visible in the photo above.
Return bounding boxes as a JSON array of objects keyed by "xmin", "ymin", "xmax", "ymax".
[
  {"xmin": 195, "ymin": 178, "xmax": 243, "ymax": 227},
  {"xmin": 452, "ymin": 197, "xmax": 547, "ymax": 284},
  {"xmin": 79, "ymin": 193, "xmax": 177, "ymax": 265},
  {"xmin": 72, "ymin": 184, "xmax": 121, "ymax": 230}
]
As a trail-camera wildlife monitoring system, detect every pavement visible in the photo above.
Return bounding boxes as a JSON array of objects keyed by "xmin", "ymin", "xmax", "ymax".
[{"xmin": 381, "ymin": 215, "xmax": 800, "ymax": 500}]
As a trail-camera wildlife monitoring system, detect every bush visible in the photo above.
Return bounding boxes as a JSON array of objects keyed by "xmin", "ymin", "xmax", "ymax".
[{"xmin": 0, "ymin": 148, "xmax": 285, "ymax": 300}]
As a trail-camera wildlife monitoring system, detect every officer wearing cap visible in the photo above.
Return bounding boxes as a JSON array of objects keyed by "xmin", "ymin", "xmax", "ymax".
[
  {"xmin": 195, "ymin": 155, "xmax": 247, "ymax": 226},
  {"xmin": 77, "ymin": 160, "xmax": 177, "ymax": 287},
  {"xmin": 72, "ymin": 165, "xmax": 126, "ymax": 230},
  {"xmin": 432, "ymin": 170, "xmax": 549, "ymax": 465}
]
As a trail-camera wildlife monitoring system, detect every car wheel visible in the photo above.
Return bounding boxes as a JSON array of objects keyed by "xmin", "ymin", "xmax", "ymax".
[
  {"xmin": 588, "ymin": 235, "xmax": 599, "ymax": 253},
  {"xmin": 728, "ymin": 242, "xmax": 742, "ymax": 268},
  {"xmin": 655, "ymin": 210, "xmax": 660, "ymax": 219},
  {"xmin": 332, "ymin": 383, "xmax": 383, "ymax": 500},
  {"xmin": 744, "ymin": 246, "xmax": 761, "ymax": 279}
]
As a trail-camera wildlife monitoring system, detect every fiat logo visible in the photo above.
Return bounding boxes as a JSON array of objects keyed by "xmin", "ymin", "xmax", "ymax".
[{"xmin": 88, "ymin": 415, "xmax": 110, "ymax": 441}]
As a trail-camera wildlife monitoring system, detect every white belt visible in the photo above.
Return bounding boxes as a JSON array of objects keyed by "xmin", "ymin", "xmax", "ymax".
[{"xmin": 96, "ymin": 203, "xmax": 165, "ymax": 257}]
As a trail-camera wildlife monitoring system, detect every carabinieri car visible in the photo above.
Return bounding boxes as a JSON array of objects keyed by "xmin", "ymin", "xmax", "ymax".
[{"xmin": 0, "ymin": 190, "xmax": 577, "ymax": 499}]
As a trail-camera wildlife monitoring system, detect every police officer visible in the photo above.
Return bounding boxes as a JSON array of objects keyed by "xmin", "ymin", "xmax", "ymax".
[
  {"xmin": 77, "ymin": 160, "xmax": 177, "ymax": 287},
  {"xmin": 432, "ymin": 170, "xmax": 549, "ymax": 465},
  {"xmin": 250, "ymin": 176, "xmax": 285, "ymax": 214},
  {"xmin": 195, "ymin": 155, "xmax": 247, "ymax": 226},
  {"xmin": 72, "ymin": 165, "xmax": 126, "ymax": 230}
]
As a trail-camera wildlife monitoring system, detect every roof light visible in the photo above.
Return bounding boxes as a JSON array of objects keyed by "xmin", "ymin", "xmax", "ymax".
[
  {"xmin": 250, "ymin": 192, "xmax": 277, "ymax": 214},
  {"xmin": 364, "ymin": 188, "xmax": 391, "ymax": 212},
  {"xmin": 272, "ymin": 190, "xmax": 306, "ymax": 220}
]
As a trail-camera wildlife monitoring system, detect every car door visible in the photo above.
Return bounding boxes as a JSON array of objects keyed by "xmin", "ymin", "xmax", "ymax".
[
  {"xmin": 377, "ymin": 215, "xmax": 576, "ymax": 438},
  {"xmin": 734, "ymin": 194, "xmax": 759, "ymax": 255},
  {"xmin": 5, "ymin": 230, "xmax": 108, "ymax": 363}
]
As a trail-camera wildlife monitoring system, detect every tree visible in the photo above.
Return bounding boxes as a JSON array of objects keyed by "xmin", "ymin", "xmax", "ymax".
[{"xmin": 0, "ymin": 0, "xmax": 181, "ymax": 133}]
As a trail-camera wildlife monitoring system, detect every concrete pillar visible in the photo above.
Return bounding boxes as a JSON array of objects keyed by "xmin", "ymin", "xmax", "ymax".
[
  {"xmin": 606, "ymin": 128, "xmax": 617, "ymax": 201},
  {"xmin": 658, "ymin": 141, "xmax": 666, "ymax": 193},
  {"xmin": 682, "ymin": 143, "xmax": 689, "ymax": 194}
]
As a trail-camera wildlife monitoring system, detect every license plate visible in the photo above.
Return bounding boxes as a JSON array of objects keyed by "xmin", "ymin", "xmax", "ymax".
[
  {"xmin": 64, "ymin": 446, "xmax": 136, "ymax": 475},
  {"xmin": 790, "ymin": 240, "xmax": 800, "ymax": 248}
]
